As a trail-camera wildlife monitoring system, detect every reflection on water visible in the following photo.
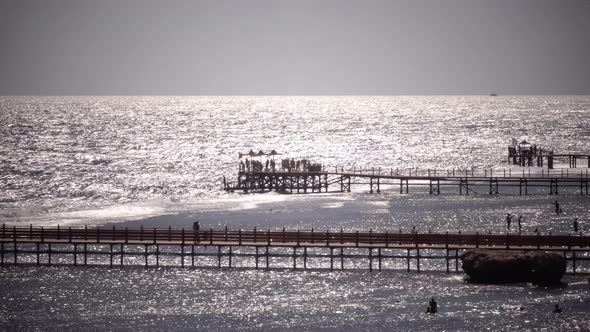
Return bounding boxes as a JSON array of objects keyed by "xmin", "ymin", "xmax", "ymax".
[
  {"xmin": 2, "ymin": 96, "xmax": 590, "ymax": 330},
  {"xmin": 0, "ymin": 266, "xmax": 588, "ymax": 331},
  {"xmin": 1, "ymin": 96, "xmax": 590, "ymax": 223}
]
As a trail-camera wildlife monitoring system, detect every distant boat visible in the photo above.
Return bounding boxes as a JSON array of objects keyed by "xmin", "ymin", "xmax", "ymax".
[{"xmin": 490, "ymin": 93, "xmax": 498, "ymax": 96}]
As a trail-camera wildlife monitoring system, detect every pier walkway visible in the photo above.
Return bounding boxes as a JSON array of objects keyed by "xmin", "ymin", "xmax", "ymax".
[
  {"xmin": 1, "ymin": 225, "xmax": 588, "ymax": 273},
  {"xmin": 223, "ymin": 167, "xmax": 590, "ymax": 195}
]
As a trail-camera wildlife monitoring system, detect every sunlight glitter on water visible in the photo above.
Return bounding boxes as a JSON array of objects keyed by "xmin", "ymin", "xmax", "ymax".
[{"xmin": 2, "ymin": 96, "xmax": 590, "ymax": 222}]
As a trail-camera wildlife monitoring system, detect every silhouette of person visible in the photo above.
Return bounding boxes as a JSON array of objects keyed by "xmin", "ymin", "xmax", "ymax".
[
  {"xmin": 518, "ymin": 215, "xmax": 523, "ymax": 232},
  {"xmin": 426, "ymin": 298, "xmax": 438, "ymax": 314},
  {"xmin": 554, "ymin": 201, "xmax": 560, "ymax": 215},
  {"xmin": 553, "ymin": 304, "xmax": 562, "ymax": 314},
  {"xmin": 573, "ymin": 218, "xmax": 579, "ymax": 233},
  {"xmin": 506, "ymin": 213, "xmax": 512, "ymax": 231}
]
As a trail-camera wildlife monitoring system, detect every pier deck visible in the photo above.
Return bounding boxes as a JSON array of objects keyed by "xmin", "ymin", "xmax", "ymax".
[
  {"xmin": 224, "ymin": 168, "xmax": 590, "ymax": 195},
  {"xmin": 2, "ymin": 225, "xmax": 589, "ymax": 273}
]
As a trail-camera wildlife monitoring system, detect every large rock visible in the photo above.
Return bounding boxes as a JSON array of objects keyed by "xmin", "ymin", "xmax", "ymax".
[{"xmin": 460, "ymin": 250, "xmax": 566, "ymax": 286}]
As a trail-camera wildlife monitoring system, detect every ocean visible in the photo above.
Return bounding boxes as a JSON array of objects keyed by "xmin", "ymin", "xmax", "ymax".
[{"xmin": 1, "ymin": 96, "xmax": 589, "ymax": 331}]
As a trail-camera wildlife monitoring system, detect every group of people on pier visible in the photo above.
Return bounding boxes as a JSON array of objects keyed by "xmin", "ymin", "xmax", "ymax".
[
  {"xmin": 280, "ymin": 158, "xmax": 322, "ymax": 172},
  {"xmin": 240, "ymin": 159, "xmax": 277, "ymax": 173},
  {"xmin": 508, "ymin": 141, "xmax": 549, "ymax": 158},
  {"xmin": 508, "ymin": 141, "xmax": 553, "ymax": 167},
  {"xmin": 239, "ymin": 157, "xmax": 322, "ymax": 173}
]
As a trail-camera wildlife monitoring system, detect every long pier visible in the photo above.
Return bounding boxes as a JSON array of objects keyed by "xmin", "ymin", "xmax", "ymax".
[
  {"xmin": 1, "ymin": 225, "xmax": 588, "ymax": 273},
  {"xmin": 223, "ymin": 168, "xmax": 590, "ymax": 195}
]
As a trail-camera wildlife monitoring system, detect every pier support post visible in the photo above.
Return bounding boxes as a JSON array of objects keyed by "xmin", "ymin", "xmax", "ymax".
[
  {"xmin": 330, "ymin": 248, "xmax": 334, "ymax": 271},
  {"xmin": 573, "ymin": 251, "xmax": 576, "ymax": 274},
  {"xmin": 416, "ymin": 247, "xmax": 420, "ymax": 272},
  {"xmin": 156, "ymin": 245, "xmax": 159, "ymax": 267},
  {"xmin": 489, "ymin": 178, "xmax": 498, "ymax": 195},
  {"xmin": 191, "ymin": 245, "xmax": 195, "ymax": 268},
  {"xmin": 228, "ymin": 246, "xmax": 232, "ymax": 268}
]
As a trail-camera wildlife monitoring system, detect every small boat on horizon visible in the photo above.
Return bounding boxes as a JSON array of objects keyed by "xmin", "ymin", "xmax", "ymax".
[{"xmin": 490, "ymin": 93, "xmax": 498, "ymax": 96}]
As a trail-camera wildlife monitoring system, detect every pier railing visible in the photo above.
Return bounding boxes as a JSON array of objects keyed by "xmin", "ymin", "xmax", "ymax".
[
  {"xmin": 238, "ymin": 166, "xmax": 589, "ymax": 179},
  {"xmin": 330, "ymin": 166, "xmax": 590, "ymax": 179},
  {"xmin": 2, "ymin": 225, "xmax": 588, "ymax": 273},
  {"xmin": 2, "ymin": 225, "xmax": 588, "ymax": 249}
]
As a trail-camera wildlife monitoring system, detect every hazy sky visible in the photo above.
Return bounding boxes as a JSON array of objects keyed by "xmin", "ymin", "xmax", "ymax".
[{"xmin": 0, "ymin": 0, "xmax": 589, "ymax": 95}]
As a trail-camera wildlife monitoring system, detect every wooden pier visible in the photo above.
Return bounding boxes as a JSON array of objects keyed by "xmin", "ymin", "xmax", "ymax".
[
  {"xmin": 1, "ymin": 225, "xmax": 588, "ymax": 274},
  {"xmin": 507, "ymin": 141, "xmax": 590, "ymax": 169},
  {"xmin": 223, "ymin": 168, "xmax": 590, "ymax": 195}
]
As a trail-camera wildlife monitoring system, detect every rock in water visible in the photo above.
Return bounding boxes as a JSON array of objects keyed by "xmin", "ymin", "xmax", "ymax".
[{"xmin": 460, "ymin": 250, "xmax": 566, "ymax": 286}]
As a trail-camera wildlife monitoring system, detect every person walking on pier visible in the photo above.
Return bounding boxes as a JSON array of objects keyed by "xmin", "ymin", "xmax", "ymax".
[
  {"xmin": 506, "ymin": 213, "xmax": 512, "ymax": 231},
  {"xmin": 517, "ymin": 215, "xmax": 523, "ymax": 233},
  {"xmin": 573, "ymin": 218, "xmax": 579, "ymax": 233},
  {"xmin": 554, "ymin": 201, "xmax": 560, "ymax": 215}
]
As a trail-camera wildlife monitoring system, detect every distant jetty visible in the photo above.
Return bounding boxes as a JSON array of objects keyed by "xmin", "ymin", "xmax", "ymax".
[{"xmin": 223, "ymin": 149, "xmax": 590, "ymax": 195}]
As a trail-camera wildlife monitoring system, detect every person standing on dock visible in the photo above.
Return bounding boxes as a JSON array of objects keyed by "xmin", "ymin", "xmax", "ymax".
[
  {"xmin": 573, "ymin": 218, "xmax": 579, "ymax": 233},
  {"xmin": 517, "ymin": 215, "xmax": 523, "ymax": 233},
  {"xmin": 554, "ymin": 201, "xmax": 560, "ymax": 215},
  {"xmin": 506, "ymin": 213, "xmax": 512, "ymax": 231}
]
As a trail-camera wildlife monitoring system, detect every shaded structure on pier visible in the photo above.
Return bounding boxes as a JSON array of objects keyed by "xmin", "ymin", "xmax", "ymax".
[{"xmin": 1, "ymin": 225, "xmax": 589, "ymax": 274}]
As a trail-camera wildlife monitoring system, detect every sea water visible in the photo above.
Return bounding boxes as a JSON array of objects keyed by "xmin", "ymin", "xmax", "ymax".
[{"xmin": 1, "ymin": 96, "xmax": 589, "ymax": 330}]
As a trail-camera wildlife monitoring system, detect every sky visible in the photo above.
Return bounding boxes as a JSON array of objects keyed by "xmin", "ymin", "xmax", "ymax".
[{"xmin": 0, "ymin": 0, "xmax": 589, "ymax": 95}]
